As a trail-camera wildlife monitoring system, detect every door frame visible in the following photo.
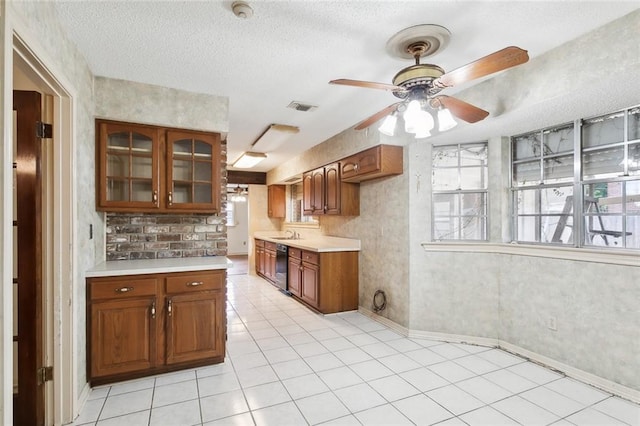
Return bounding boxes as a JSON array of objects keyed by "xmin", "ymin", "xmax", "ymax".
[{"xmin": 4, "ymin": 27, "xmax": 77, "ymax": 425}]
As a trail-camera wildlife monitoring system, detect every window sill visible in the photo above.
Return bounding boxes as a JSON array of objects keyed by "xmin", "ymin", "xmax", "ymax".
[{"xmin": 420, "ymin": 242, "xmax": 639, "ymax": 267}]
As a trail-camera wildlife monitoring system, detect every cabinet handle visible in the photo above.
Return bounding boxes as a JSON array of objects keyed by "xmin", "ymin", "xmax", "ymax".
[
  {"xmin": 186, "ymin": 281, "xmax": 204, "ymax": 287},
  {"xmin": 168, "ymin": 191, "xmax": 173, "ymax": 206},
  {"xmin": 167, "ymin": 299, "xmax": 172, "ymax": 317},
  {"xmin": 151, "ymin": 301, "xmax": 156, "ymax": 319},
  {"xmin": 115, "ymin": 286, "xmax": 133, "ymax": 293},
  {"xmin": 152, "ymin": 190, "xmax": 158, "ymax": 205},
  {"xmin": 299, "ymin": 266, "xmax": 303, "ymax": 271}
]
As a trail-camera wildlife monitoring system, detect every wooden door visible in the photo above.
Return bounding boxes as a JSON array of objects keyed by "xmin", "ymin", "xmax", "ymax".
[
  {"xmin": 90, "ymin": 297, "xmax": 158, "ymax": 378},
  {"xmin": 301, "ymin": 263, "xmax": 319, "ymax": 308},
  {"xmin": 324, "ymin": 163, "xmax": 341, "ymax": 215},
  {"xmin": 13, "ymin": 91, "xmax": 45, "ymax": 426},
  {"xmin": 302, "ymin": 171, "xmax": 314, "ymax": 215},
  {"xmin": 288, "ymin": 256, "xmax": 301, "ymax": 297},
  {"xmin": 165, "ymin": 292, "xmax": 225, "ymax": 364},
  {"xmin": 267, "ymin": 185, "xmax": 285, "ymax": 218},
  {"xmin": 96, "ymin": 120, "xmax": 161, "ymax": 211},
  {"xmin": 166, "ymin": 130, "xmax": 221, "ymax": 213},
  {"xmin": 311, "ymin": 168, "xmax": 325, "ymax": 214}
]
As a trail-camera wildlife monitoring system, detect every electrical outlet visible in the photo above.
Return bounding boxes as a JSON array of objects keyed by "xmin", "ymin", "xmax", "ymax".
[{"xmin": 547, "ymin": 316, "xmax": 557, "ymax": 331}]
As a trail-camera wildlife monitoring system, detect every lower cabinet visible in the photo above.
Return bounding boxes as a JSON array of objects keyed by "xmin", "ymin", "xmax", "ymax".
[
  {"xmin": 87, "ymin": 270, "xmax": 226, "ymax": 385},
  {"xmin": 287, "ymin": 247, "xmax": 358, "ymax": 314},
  {"xmin": 255, "ymin": 239, "xmax": 277, "ymax": 283}
]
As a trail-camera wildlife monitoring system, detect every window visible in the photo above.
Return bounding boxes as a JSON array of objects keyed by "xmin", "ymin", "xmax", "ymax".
[
  {"xmin": 511, "ymin": 123, "xmax": 575, "ymax": 244},
  {"xmin": 432, "ymin": 142, "xmax": 488, "ymax": 241},
  {"xmin": 226, "ymin": 201, "xmax": 236, "ymax": 227},
  {"xmin": 511, "ymin": 105, "xmax": 640, "ymax": 249}
]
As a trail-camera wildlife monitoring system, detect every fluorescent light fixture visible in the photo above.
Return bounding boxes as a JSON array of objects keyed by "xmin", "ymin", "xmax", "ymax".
[
  {"xmin": 378, "ymin": 114, "xmax": 397, "ymax": 136},
  {"xmin": 438, "ymin": 107, "xmax": 458, "ymax": 131},
  {"xmin": 252, "ymin": 124, "xmax": 299, "ymax": 152},
  {"xmin": 232, "ymin": 152, "xmax": 267, "ymax": 168}
]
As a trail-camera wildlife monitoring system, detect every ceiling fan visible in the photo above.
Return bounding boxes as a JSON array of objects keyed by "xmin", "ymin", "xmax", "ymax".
[{"xmin": 329, "ymin": 25, "xmax": 529, "ymax": 137}]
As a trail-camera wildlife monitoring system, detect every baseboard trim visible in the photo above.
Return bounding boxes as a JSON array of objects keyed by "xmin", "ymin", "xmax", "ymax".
[
  {"xmin": 360, "ymin": 310, "xmax": 639, "ymax": 404},
  {"xmin": 75, "ymin": 382, "xmax": 92, "ymax": 421}
]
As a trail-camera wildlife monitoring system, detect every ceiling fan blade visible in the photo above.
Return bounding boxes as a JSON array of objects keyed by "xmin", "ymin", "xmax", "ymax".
[
  {"xmin": 434, "ymin": 95, "xmax": 489, "ymax": 123},
  {"xmin": 330, "ymin": 79, "xmax": 406, "ymax": 92},
  {"xmin": 354, "ymin": 103, "xmax": 402, "ymax": 130},
  {"xmin": 433, "ymin": 46, "xmax": 529, "ymax": 88}
]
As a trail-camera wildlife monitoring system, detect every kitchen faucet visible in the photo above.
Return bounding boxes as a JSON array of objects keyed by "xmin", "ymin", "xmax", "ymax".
[{"xmin": 285, "ymin": 229, "xmax": 294, "ymax": 239}]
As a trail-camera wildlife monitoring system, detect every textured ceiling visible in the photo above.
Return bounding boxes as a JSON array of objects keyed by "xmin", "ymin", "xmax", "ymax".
[{"xmin": 52, "ymin": 1, "xmax": 639, "ymax": 172}]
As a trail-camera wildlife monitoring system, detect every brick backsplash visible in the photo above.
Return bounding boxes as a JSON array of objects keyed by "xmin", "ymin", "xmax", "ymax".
[{"xmin": 106, "ymin": 213, "xmax": 226, "ymax": 261}]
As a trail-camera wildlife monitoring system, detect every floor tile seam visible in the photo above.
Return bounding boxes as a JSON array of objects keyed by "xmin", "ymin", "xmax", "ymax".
[
  {"xmin": 554, "ymin": 397, "xmax": 633, "ymax": 426},
  {"xmin": 504, "ymin": 363, "xmax": 566, "ymax": 387},
  {"xmin": 544, "ymin": 379, "xmax": 614, "ymax": 408},
  {"xmin": 477, "ymin": 367, "xmax": 544, "ymax": 397},
  {"xmin": 488, "ymin": 393, "xmax": 564, "ymax": 424},
  {"xmin": 521, "ymin": 381, "xmax": 606, "ymax": 416},
  {"xmin": 95, "ymin": 407, "xmax": 151, "ymax": 424},
  {"xmin": 588, "ymin": 396, "xmax": 637, "ymax": 426},
  {"xmin": 223, "ymin": 344, "xmax": 259, "ymax": 426}
]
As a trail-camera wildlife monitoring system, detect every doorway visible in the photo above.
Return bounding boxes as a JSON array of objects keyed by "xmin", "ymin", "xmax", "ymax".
[{"xmin": 10, "ymin": 35, "xmax": 76, "ymax": 425}]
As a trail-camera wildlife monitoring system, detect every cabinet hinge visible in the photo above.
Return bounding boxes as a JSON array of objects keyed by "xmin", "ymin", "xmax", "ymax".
[
  {"xmin": 36, "ymin": 121, "xmax": 53, "ymax": 139},
  {"xmin": 37, "ymin": 366, "xmax": 53, "ymax": 385}
]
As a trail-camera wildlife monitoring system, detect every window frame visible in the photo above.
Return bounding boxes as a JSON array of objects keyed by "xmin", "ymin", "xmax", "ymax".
[
  {"xmin": 510, "ymin": 104, "xmax": 640, "ymax": 250},
  {"xmin": 431, "ymin": 141, "xmax": 489, "ymax": 242}
]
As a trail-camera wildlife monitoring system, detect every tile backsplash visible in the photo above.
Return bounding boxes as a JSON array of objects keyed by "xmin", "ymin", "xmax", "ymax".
[{"xmin": 106, "ymin": 213, "xmax": 226, "ymax": 260}]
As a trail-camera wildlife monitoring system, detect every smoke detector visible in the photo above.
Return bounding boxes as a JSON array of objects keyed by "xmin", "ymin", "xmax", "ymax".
[{"xmin": 232, "ymin": 1, "xmax": 253, "ymax": 19}]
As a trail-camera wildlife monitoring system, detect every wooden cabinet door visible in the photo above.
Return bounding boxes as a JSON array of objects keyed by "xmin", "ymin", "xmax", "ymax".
[
  {"xmin": 166, "ymin": 130, "xmax": 221, "ymax": 213},
  {"xmin": 288, "ymin": 256, "xmax": 301, "ymax": 297},
  {"xmin": 268, "ymin": 185, "xmax": 286, "ymax": 218},
  {"xmin": 301, "ymin": 263, "xmax": 319, "ymax": 308},
  {"xmin": 256, "ymin": 246, "xmax": 265, "ymax": 275},
  {"xmin": 90, "ymin": 297, "xmax": 158, "ymax": 378},
  {"xmin": 311, "ymin": 168, "xmax": 325, "ymax": 214},
  {"xmin": 302, "ymin": 171, "xmax": 314, "ymax": 215},
  {"xmin": 97, "ymin": 121, "xmax": 161, "ymax": 211},
  {"xmin": 166, "ymin": 291, "xmax": 225, "ymax": 365},
  {"xmin": 324, "ymin": 163, "xmax": 341, "ymax": 215},
  {"xmin": 265, "ymin": 249, "xmax": 276, "ymax": 281}
]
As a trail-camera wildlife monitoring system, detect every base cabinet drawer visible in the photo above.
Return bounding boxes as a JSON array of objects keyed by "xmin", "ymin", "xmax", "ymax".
[{"xmin": 87, "ymin": 270, "xmax": 226, "ymax": 385}]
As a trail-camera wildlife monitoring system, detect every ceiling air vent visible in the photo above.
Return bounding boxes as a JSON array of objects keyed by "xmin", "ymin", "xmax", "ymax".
[{"xmin": 287, "ymin": 101, "xmax": 317, "ymax": 112}]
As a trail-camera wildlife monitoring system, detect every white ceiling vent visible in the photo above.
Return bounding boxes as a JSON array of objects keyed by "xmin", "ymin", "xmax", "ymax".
[{"xmin": 287, "ymin": 101, "xmax": 318, "ymax": 112}]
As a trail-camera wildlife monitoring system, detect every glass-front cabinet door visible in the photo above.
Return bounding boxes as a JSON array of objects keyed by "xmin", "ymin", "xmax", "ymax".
[
  {"xmin": 98, "ymin": 121, "xmax": 160, "ymax": 210},
  {"xmin": 166, "ymin": 131, "xmax": 220, "ymax": 212}
]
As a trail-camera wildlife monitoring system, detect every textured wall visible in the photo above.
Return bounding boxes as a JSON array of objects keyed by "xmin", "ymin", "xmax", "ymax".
[{"xmin": 94, "ymin": 77, "xmax": 229, "ymax": 134}]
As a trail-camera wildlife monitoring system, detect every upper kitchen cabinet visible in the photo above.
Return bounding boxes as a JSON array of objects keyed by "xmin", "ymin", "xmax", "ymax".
[
  {"xmin": 267, "ymin": 185, "xmax": 286, "ymax": 218},
  {"xmin": 340, "ymin": 144, "xmax": 403, "ymax": 183},
  {"xmin": 96, "ymin": 120, "xmax": 222, "ymax": 213},
  {"xmin": 166, "ymin": 130, "xmax": 220, "ymax": 212},
  {"xmin": 303, "ymin": 162, "xmax": 359, "ymax": 216}
]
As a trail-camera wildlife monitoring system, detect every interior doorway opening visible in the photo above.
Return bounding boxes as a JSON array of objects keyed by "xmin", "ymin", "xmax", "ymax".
[{"xmin": 11, "ymin": 34, "xmax": 75, "ymax": 425}]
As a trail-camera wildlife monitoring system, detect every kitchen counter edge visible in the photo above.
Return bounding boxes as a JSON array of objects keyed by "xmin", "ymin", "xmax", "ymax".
[
  {"xmin": 253, "ymin": 232, "xmax": 360, "ymax": 252},
  {"xmin": 86, "ymin": 256, "xmax": 232, "ymax": 278}
]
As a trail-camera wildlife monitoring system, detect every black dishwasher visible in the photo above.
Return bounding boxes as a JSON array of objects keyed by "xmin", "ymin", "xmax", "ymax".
[{"xmin": 274, "ymin": 244, "xmax": 290, "ymax": 294}]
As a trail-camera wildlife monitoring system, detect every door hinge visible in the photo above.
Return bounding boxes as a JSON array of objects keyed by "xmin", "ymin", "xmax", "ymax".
[
  {"xmin": 37, "ymin": 366, "xmax": 53, "ymax": 385},
  {"xmin": 36, "ymin": 121, "xmax": 53, "ymax": 139}
]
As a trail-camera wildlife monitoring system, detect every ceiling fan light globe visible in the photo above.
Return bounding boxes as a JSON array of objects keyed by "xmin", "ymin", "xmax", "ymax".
[
  {"xmin": 378, "ymin": 114, "xmax": 397, "ymax": 136},
  {"xmin": 414, "ymin": 125, "xmax": 432, "ymax": 139},
  {"xmin": 438, "ymin": 108, "xmax": 457, "ymax": 131},
  {"xmin": 419, "ymin": 110, "xmax": 435, "ymax": 131},
  {"xmin": 403, "ymin": 100, "xmax": 422, "ymax": 133}
]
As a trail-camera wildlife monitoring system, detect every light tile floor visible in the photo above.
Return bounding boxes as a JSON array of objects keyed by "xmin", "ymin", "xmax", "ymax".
[{"xmin": 74, "ymin": 274, "xmax": 640, "ymax": 425}]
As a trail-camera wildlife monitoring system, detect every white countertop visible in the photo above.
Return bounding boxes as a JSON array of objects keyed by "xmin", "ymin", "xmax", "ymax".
[
  {"xmin": 253, "ymin": 232, "xmax": 360, "ymax": 252},
  {"xmin": 86, "ymin": 256, "xmax": 232, "ymax": 278}
]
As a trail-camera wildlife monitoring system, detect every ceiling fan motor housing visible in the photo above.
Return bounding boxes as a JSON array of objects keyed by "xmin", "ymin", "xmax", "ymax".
[{"xmin": 392, "ymin": 64, "xmax": 445, "ymax": 98}]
